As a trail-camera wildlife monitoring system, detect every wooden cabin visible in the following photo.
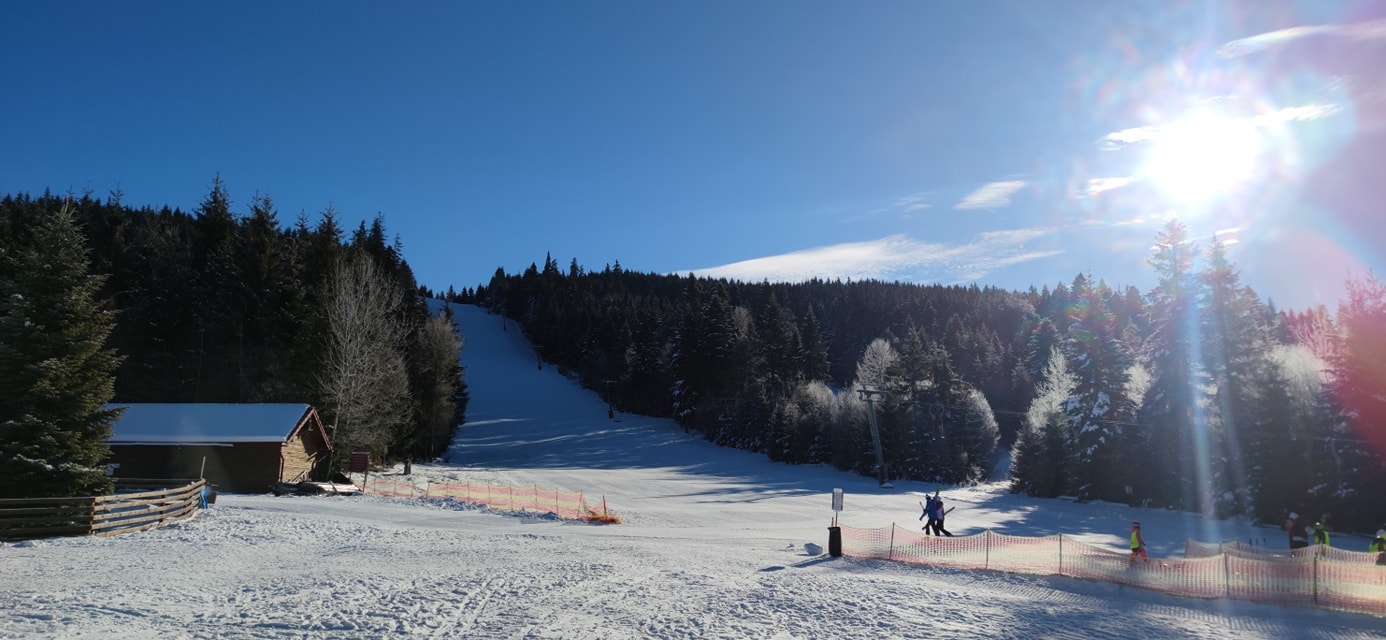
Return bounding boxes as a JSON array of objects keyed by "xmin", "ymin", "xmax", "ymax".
[{"xmin": 104, "ymin": 404, "xmax": 332, "ymax": 493}]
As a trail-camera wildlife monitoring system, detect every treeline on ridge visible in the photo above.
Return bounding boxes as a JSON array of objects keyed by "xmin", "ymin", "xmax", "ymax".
[{"xmin": 456, "ymin": 223, "xmax": 1386, "ymax": 532}]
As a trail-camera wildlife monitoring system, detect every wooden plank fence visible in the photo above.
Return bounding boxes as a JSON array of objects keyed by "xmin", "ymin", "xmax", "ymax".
[{"xmin": 0, "ymin": 478, "xmax": 206, "ymax": 541}]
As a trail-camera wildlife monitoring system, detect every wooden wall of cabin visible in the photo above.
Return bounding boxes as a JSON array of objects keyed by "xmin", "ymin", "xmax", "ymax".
[
  {"xmin": 107, "ymin": 443, "xmax": 285, "ymax": 493},
  {"xmin": 282, "ymin": 416, "xmax": 332, "ymax": 483}
]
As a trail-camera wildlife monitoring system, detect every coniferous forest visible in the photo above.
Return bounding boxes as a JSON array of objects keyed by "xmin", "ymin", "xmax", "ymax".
[
  {"xmin": 457, "ymin": 223, "xmax": 1386, "ymax": 532},
  {"xmin": 3, "ymin": 183, "xmax": 1384, "ymax": 533},
  {"xmin": 0, "ymin": 183, "xmax": 467, "ymax": 498}
]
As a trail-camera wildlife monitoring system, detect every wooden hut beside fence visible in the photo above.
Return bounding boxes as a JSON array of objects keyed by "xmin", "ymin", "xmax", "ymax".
[{"xmin": 104, "ymin": 404, "xmax": 332, "ymax": 493}]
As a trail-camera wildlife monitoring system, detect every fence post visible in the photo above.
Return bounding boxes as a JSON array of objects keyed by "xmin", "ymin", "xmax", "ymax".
[
  {"xmin": 1058, "ymin": 534, "xmax": 1064, "ymax": 576},
  {"xmin": 889, "ymin": 524, "xmax": 896, "ymax": 560},
  {"xmin": 1224, "ymin": 553, "xmax": 1232, "ymax": 598},
  {"xmin": 85, "ymin": 496, "xmax": 97, "ymax": 536},
  {"xmin": 1312, "ymin": 554, "xmax": 1319, "ymax": 605},
  {"xmin": 985, "ymin": 530, "xmax": 991, "ymax": 570}
]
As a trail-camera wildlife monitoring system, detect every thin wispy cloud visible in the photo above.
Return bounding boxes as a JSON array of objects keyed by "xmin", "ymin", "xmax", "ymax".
[
  {"xmin": 1083, "ymin": 177, "xmax": 1137, "ymax": 197},
  {"xmin": 1217, "ymin": 25, "xmax": 1337, "ymax": 58},
  {"xmin": 1218, "ymin": 19, "xmax": 1386, "ymax": 58},
  {"xmin": 1097, "ymin": 104, "xmax": 1340, "ymax": 151},
  {"xmin": 954, "ymin": 180, "xmax": 1027, "ymax": 210},
  {"xmin": 893, "ymin": 194, "xmax": 931, "ymax": 214},
  {"xmin": 1261, "ymin": 104, "xmax": 1340, "ymax": 123},
  {"xmin": 848, "ymin": 193, "xmax": 932, "ymax": 223},
  {"xmin": 682, "ymin": 230, "xmax": 1061, "ymax": 285},
  {"xmin": 1212, "ymin": 226, "xmax": 1244, "ymax": 246}
]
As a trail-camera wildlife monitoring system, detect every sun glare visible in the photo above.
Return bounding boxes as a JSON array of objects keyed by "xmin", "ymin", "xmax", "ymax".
[{"xmin": 1141, "ymin": 111, "xmax": 1264, "ymax": 205}]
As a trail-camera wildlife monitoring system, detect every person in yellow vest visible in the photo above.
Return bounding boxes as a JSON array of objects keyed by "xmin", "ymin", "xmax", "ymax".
[
  {"xmin": 1369, "ymin": 529, "xmax": 1385, "ymax": 565},
  {"xmin": 1129, "ymin": 521, "xmax": 1148, "ymax": 563}
]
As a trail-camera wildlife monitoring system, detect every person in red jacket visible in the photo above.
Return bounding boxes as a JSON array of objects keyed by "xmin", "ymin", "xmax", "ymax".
[
  {"xmin": 1283, "ymin": 512, "xmax": 1309, "ymax": 549},
  {"xmin": 1129, "ymin": 521, "xmax": 1148, "ymax": 563}
]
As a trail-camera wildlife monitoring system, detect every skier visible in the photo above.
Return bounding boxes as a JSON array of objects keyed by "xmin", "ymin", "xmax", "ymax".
[
  {"xmin": 1313, "ymin": 522, "xmax": 1330, "ymax": 547},
  {"xmin": 931, "ymin": 494, "xmax": 954, "ymax": 537},
  {"xmin": 921, "ymin": 493, "xmax": 942, "ymax": 535},
  {"xmin": 1283, "ymin": 512, "xmax": 1308, "ymax": 549},
  {"xmin": 919, "ymin": 499, "xmax": 935, "ymax": 535},
  {"xmin": 1370, "ymin": 530, "xmax": 1385, "ymax": 565},
  {"xmin": 1129, "ymin": 521, "xmax": 1148, "ymax": 563}
]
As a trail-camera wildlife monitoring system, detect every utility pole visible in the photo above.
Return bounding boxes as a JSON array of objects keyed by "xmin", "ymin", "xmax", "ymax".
[
  {"xmin": 603, "ymin": 379, "xmax": 616, "ymax": 419},
  {"xmin": 858, "ymin": 387, "xmax": 892, "ymax": 488}
]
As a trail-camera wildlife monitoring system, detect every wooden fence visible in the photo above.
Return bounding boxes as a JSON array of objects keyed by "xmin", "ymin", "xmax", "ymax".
[{"xmin": 0, "ymin": 478, "xmax": 206, "ymax": 541}]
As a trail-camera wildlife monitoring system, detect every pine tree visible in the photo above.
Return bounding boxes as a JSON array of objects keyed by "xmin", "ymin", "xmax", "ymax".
[
  {"xmin": 1198, "ymin": 238, "xmax": 1282, "ymax": 516},
  {"xmin": 1322, "ymin": 273, "xmax": 1386, "ymax": 529},
  {"xmin": 796, "ymin": 306, "xmax": 830, "ymax": 382},
  {"xmin": 757, "ymin": 293, "xmax": 800, "ymax": 395},
  {"xmin": 1138, "ymin": 220, "xmax": 1203, "ymax": 510},
  {"xmin": 0, "ymin": 202, "xmax": 123, "ymax": 498},
  {"xmin": 189, "ymin": 175, "xmax": 242, "ymax": 400},
  {"xmin": 1061, "ymin": 276, "xmax": 1135, "ymax": 502}
]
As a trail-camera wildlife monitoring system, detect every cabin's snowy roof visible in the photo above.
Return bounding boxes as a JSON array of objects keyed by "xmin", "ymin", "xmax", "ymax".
[{"xmin": 107, "ymin": 403, "xmax": 313, "ymax": 445}]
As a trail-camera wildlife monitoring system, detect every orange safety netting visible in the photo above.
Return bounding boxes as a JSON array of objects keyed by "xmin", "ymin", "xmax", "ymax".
[
  {"xmin": 839, "ymin": 524, "xmax": 1386, "ymax": 617},
  {"xmin": 359, "ymin": 476, "xmax": 619, "ymax": 523}
]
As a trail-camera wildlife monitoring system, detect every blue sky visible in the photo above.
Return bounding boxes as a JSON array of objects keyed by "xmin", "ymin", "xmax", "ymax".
[{"xmin": 4, "ymin": 1, "xmax": 1383, "ymax": 310}]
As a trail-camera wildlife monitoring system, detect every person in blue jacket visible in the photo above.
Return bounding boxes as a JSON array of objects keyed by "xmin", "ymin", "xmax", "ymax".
[
  {"xmin": 931, "ymin": 495, "xmax": 954, "ymax": 537},
  {"xmin": 920, "ymin": 496, "xmax": 939, "ymax": 535}
]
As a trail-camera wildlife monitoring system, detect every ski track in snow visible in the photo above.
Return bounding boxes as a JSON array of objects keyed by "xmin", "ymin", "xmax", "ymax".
[{"xmin": 3, "ymin": 303, "xmax": 1385, "ymax": 639}]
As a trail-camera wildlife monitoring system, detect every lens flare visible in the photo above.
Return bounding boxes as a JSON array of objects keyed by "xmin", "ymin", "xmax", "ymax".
[{"xmin": 1141, "ymin": 111, "xmax": 1265, "ymax": 206}]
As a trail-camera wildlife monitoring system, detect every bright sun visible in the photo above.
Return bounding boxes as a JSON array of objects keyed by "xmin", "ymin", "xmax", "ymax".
[{"xmin": 1141, "ymin": 110, "xmax": 1265, "ymax": 205}]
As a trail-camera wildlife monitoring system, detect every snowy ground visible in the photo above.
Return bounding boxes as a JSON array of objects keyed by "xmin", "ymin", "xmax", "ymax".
[{"xmin": 3, "ymin": 303, "xmax": 1384, "ymax": 639}]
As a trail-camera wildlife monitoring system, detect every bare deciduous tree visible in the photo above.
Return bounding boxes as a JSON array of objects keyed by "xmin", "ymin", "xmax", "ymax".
[{"xmin": 321, "ymin": 254, "xmax": 412, "ymax": 470}]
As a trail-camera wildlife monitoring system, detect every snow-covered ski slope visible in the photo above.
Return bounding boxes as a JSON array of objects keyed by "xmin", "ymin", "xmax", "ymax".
[{"xmin": 2, "ymin": 302, "xmax": 1382, "ymax": 639}]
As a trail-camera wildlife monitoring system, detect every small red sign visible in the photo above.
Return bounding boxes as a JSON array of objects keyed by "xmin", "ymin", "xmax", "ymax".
[{"xmin": 349, "ymin": 451, "xmax": 371, "ymax": 473}]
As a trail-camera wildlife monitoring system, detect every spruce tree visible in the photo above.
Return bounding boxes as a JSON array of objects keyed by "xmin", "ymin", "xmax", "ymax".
[
  {"xmin": 1198, "ymin": 239, "xmax": 1281, "ymax": 517},
  {"xmin": 0, "ymin": 202, "xmax": 123, "ymax": 498},
  {"xmin": 1061, "ymin": 276, "xmax": 1135, "ymax": 502},
  {"xmin": 1139, "ymin": 220, "xmax": 1203, "ymax": 510},
  {"xmin": 1323, "ymin": 273, "xmax": 1386, "ymax": 529},
  {"xmin": 796, "ymin": 306, "xmax": 830, "ymax": 382}
]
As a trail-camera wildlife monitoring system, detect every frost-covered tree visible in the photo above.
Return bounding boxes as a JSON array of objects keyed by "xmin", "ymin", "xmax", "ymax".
[
  {"xmin": 1012, "ymin": 346, "xmax": 1074, "ymax": 496},
  {"xmin": 851, "ymin": 337, "xmax": 901, "ymax": 479},
  {"xmin": 1061, "ymin": 276, "xmax": 1136, "ymax": 502}
]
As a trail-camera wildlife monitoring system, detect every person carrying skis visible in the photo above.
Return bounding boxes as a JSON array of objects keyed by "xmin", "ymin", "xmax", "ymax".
[
  {"xmin": 1129, "ymin": 521, "xmax": 1148, "ymax": 563},
  {"xmin": 920, "ymin": 493, "xmax": 942, "ymax": 531},
  {"xmin": 931, "ymin": 494, "xmax": 954, "ymax": 537}
]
